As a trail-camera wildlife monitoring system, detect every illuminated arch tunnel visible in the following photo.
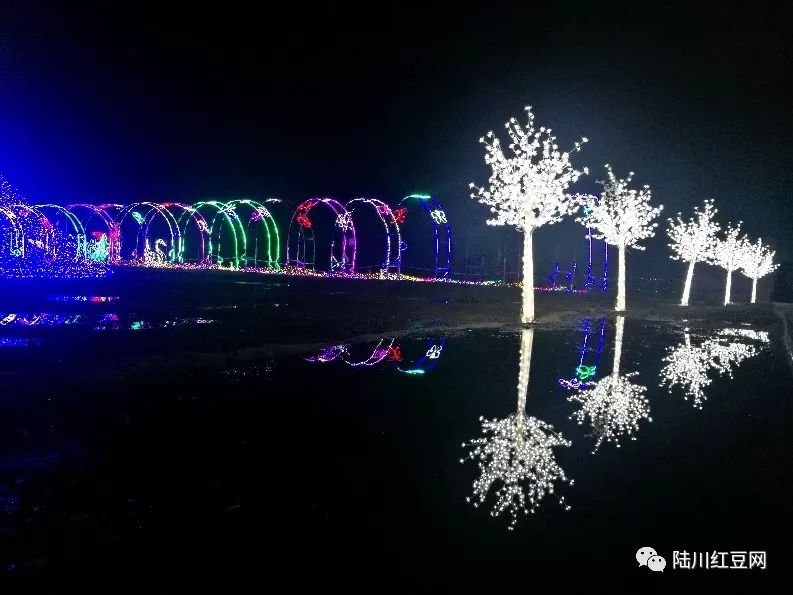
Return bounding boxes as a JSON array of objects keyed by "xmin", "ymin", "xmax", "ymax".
[{"xmin": 0, "ymin": 195, "xmax": 453, "ymax": 279}]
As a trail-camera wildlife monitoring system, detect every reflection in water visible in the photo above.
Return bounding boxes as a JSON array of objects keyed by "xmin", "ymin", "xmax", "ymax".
[
  {"xmin": 95, "ymin": 317, "xmax": 214, "ymax": 331},
  {"xmin": 304, "ymin": 337, "xmax": 447, "ymax": 376},
  {"xmin": 48, "ymin": 295, "xmax": 119, "ymax": 303},
  {"xmin": 568, "ymin": 316, "xmax": 652, "ymax": 453},
  {"xmin": 1, "ymin": 313, "xmax": 81, "ymax": 326},
  {"xmin": 396, "ymin": 338, "xmax": 446, "ymax": 375},
  {"xmin": 305, "ymin": 344, "xmax": 348, "ymax": 363},
  {"xmin": 461, "ymin": 328, "xmax": 573, "ymax": 530},
  {"xmin": 342, "ymin": 339, "xmax": 394, "ymax": 367},
  {"xmin": 0, "ymin": 312, "xmax": 213, "ymax": 331},
  {"xmin": 660, "ymin": 327, "xmax": 769, "ymax": 409},
  {"xmin": 0, "ymin": 337, "xmax": 38, "ymax": 349},
  {"xmin": 559, "ymin": 317, "xmax": 607, "ymax": 390}
]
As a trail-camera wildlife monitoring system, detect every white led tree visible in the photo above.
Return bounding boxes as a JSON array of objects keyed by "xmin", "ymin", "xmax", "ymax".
[
  {"xmin": 470, "ymin": 107, "xmax": 588, "ymax": 323},
  {"xmin": 667, "ymin": 199, "xmax": 721, "ymax": 306},
  {"xmin": 461, "ymin": 328, "xmax": 573, "ymax": 529},
  {"xmin": 711, "ymin": 222, "xmax": 751, "ymax": 306},
  {"xmin": 576, "ymin": 166, "xmax": 663, "ymax": 311},
  {"xmin": 568, "ymin": 316, "xmax": 651, "ymax": 452},
  {"xmin": 738, "ymin": 237, "xmax": 778, "ymax": 304}
]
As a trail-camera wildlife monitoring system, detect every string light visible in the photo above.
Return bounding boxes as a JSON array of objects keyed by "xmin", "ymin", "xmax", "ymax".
[
  {"xmin": 396, "ymin": 194, "xmax": 453, "ymax": 279},
  {"xmin": 546, "ymin": 218, "xmax": 607, "ymax": 294},
  {"xmin": 304, "ymin": 336, "xmax": 448, "ymax": 376},
  {"xmin": 0, "ymin": 173, "xmax": 109, "ymax": 278},
  {"xmin": 1, "ymin": 186, "xmax": 457, "ymax": 280}
]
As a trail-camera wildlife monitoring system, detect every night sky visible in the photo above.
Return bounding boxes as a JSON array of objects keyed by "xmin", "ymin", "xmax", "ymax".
[{"xmin": 2, "ymin": 1, "xmax": 792, "ymax": 278}]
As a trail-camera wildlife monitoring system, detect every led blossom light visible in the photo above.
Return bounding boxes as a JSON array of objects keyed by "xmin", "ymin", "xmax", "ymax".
[
  {"xmin": 659, "ymin": 327, "xmax": 768, "ymax": 409},
  {"xmin": 667, "ymin": 199, "xmax": 721, "ymax": 306},
  {"xmin": 568, "ymin": 316, "xmax": 652, "ymax": 452},
  {"xmin": 710, "ymin": 222, "xmax": 751, "ymax": 306},
  {"xmin": 738, "ymin": 237, "xmax": 778, "ymax": 304},
  {"xmin": 470, "ymin": 107, "xmax": 588, "ymax": 323},
  {"xmin": 461, "ymin": 328, "xmax": 573, "ymax": 529},
  {"xmin": 576, "ymin": 166, "xmax": 663, "ymax": 312}
]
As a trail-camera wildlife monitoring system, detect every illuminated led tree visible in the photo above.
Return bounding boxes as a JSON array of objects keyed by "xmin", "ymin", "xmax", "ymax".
[
  {"xmin": 710, "ymin": 222, "xmax": 751, "ymax": 306},
  {"xmin": 461, "ymin": 328, "xmax": 573, "ymax": 529},
  {"xmin": 470, "ymin": 107, "xmax": 588, "ymax": 323},
  {"xmin": 577, "ymin": 166, "xmax": 663, "ymax": 311},
  {"xmin": 667, "ymin": 199, "xmax": 721, "ymax": 306},
  {"xmin": 568, "ymin": 316, "xmax": 651, "ymax": 452},
  {"xmin": 660, "ymin": 328, "xmax": 766, "ymax": 409},
  {"xmin": 738, "ymin": 237, "xmax": 778, "ymax": 304}
]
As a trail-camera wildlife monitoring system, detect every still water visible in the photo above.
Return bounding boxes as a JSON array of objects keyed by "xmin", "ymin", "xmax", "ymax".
[{"xmin": 0, "ymin": 279, "xmax": 790, "ymax": 588}]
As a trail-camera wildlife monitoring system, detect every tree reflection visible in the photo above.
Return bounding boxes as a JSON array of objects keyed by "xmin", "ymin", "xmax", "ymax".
[
  {"xmin": 461, "ymin": 328, "xmax": 573, "ymax": 530},
  {"xmin": 568, "ymin": 316, "xmax": 652, "ymax": 453},
  {"xmin": 659, "ymin": 327, "xmax": 768, "ymax": 409}
]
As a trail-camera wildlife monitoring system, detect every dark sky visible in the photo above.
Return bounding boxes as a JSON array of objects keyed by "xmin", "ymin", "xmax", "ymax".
[{"xmin": 1, "ymin": 0, "xmax": 792, "ymax": 277}]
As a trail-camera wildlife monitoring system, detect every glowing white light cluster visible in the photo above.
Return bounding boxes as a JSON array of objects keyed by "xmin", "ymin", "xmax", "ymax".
[
  {"xmin": 429, "ymin": 209, "xmax": 447, "ymax": 224},
  {"xmin": 567, "ymin": 317, "xmax": 651, "ymax": 452},
  {"xmin": 667, "ymin": 199, "xmax": 721, "ymax": 306},
  {"xmin": 718, "ymin": 328, "xmax": 769, "ymax": 343},
  {"xmin": 576, "ymin": 166, "xmax": 663, "ymax": 311},
  {"xmin": 569, "ymin": 374, "xmax": 651, "ymax": 452},
  {"xmin": 470, "ymin": 106, "xmax": 588, "ymax": 323},
  {"xmin": 710, "ymin": 222, "xmax": 751, "ymax": 306},
  {"xmin": 461, "ymin": 414, "xmax": 573, "ymax": 529},
  {"xmin": 335, "ymin": 212, "xmax": 353, "ymax": 232},
  {"xmin": 659, "ymin": 328, "xmax": 767, "ymax": 409},
  {"xmin": 461, "ymin": 328, "xmax": 573, "ymax": 529},
  {"xmin": 738, "ymin": 238, "xmax": 778, "ymax": 304},
  {"xmin": 426, "ymin": 344, "xmax": 442, "ymax": 359}
]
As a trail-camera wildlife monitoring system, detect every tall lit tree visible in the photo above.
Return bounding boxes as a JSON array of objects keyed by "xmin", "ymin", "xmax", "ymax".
[
  {"xmin": 576, "ymin": 166, "xmax": 663, "ymax": 311},
  {"xmin": 667, "ymin": 199, "xmax": 721, "ymax": 306},
  {"xmin": 711, "ymin": 222, "xmax": 751, "ymax": 306},
  {"xmin": 738, "ymin": 237, "xmax": 778, "ymax": 304},
  {"xmin": 568, "ymin": 316, "xmax": 651, "ymax": 452},
  {"xmin": 461, "ymin": 328, "xmax": 573, "ymax": 529},
  {"xmin": 470, "ymin": 107, "xmax": 588, "ymax": 323}
]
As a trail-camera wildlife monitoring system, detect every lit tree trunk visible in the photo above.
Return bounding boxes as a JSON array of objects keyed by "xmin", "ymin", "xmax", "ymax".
[
  {"xmin": 516, "ymin": 327, "xmax": 534, "ymax": 416},
  {"xmin": 612, "ymin": 315, "xmax": 625, "ymax": 378},
  {"xmin": 516, "ymin": 327, "xmax": 534, "ymax": 437},
  {"xmin": 751, "ymin": 277, "xmax": 757, "ymax": 304},
  {"xmin": 521, "ymin": 227, "xmax": 535, "ymax": 324},
  {"xmin": 724, "ymin": 268, "xmax": 733, "ymax": 306},
  {"xmin": 616, "ymin": 242, "xmax": 626, "ymax": 311},
  {"xmin": 680, "ymin": 260, "xmax": 695, "ymax": 306}
]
